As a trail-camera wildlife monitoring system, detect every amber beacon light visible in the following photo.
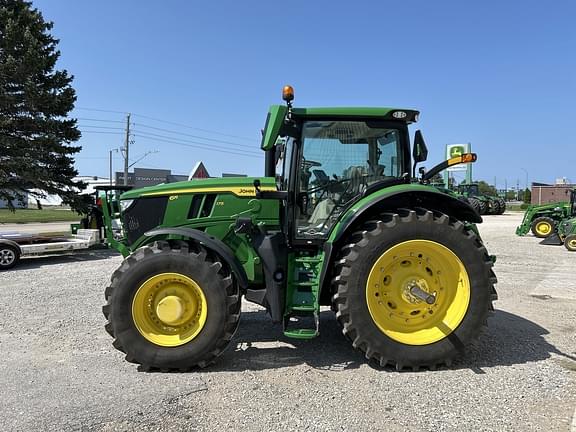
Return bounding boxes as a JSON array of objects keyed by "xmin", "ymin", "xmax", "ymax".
[{"xmin": 282, "ymin": 85, "xmax": 294, "ymax": 102}]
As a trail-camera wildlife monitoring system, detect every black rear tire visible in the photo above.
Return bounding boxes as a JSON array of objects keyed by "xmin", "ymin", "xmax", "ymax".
[
  {"xmin": 103, "ymin": 240, "xmax": 241, "ymax": 370},
  {"xmin": 477, "ymin": 200, "xmax": 488, "ymax": 215},
  {"xmin": 497, "ymin": 198, "xmax": 506, "ymax": 214},
  {"xmin": 332, "ymin": 208, "xmax": 496, "ymax": 370},
  {"xmin": 490, "ymin": 199, "xmax": 501, "ymax": 215},
  {"xmin": 467, "ymin": 198, "xmax": 481, "ymax": 215},
  {"xmin": 0, "ymin": 244, "xmax": 20, "ymax": 270}
]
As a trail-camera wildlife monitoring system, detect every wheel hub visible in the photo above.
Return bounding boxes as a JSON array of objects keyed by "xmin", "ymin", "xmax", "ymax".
[
  {"xmin": 132, "ymin": 273, "xmax": 207, "ymax": 347},
  {"xmin": 536, "ymin": 222, "xmax": 551, "ymax": 235},
  {"xmin": 366, "ymin": 240, "xmax": 470, "ymax": 345},
  {"xmin": 404, "ymin": 279, "xmax": 436, "ymax": 304},
  {"xmin": 0, "ymin": 249, "xmax": 15, "ymax": 265},
  {"xmin": 156, "ymin": 295, "xmax": 186, "ymax": 325}
]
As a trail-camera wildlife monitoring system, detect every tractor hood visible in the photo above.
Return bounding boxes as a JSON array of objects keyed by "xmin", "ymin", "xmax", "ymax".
[{"xmin": 120, "ymin": 176, "xmax": 277, "ymax": 200}]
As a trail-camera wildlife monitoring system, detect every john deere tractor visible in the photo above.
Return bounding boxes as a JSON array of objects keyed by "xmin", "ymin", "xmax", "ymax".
[
  {"xmin": 537, "ymin": 190, "xmax": 576, "ymax": 249},
  {"xmin": 515, "ymin": 189, "xmax": 576, "ymax": 238},
  {"xmin": 456, "ymin": 183, "xmax": 505, "ymax": 215},
  {"xmin": 101, "ymin": 87, "xmax": 497, "ymax": 371}
]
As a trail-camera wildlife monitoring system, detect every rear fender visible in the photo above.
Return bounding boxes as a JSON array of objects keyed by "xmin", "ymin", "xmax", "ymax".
[
  {"xmin": 319, "ymin": 187, "xmax": 481, "ymax": 301},
  {"xmin": 0, "ymin": 239, "xmax": 22, "ymax": 255}
]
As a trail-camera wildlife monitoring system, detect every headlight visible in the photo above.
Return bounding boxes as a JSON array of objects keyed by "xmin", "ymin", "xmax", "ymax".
[{"xmin": 120, "ymin": 199, "xmax": 135, "ymax": 212}]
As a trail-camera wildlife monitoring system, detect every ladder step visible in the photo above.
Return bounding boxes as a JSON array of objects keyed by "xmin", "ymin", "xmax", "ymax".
[
  {"xmin": 290, "ymin": 305, "xmax": 316, "ymax": 312},
  {"xmin": 294, "ymin": 281, "xmax": 316, "ymax": 287},
  {"xmin": 283, "ymin": 328, "xmax": 318, "ymax": 339},
  {"xmin": 294, "ymin": 257, "xmax": 322, "ymax": 263}
]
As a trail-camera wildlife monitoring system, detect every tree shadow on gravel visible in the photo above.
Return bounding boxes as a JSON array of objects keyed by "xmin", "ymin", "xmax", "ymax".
[
  {"xmin": 10, "ymin": 248, "xmax": 120, "ymax": 270},
  {"xmin": 202, "ymin": 309, "xmax": 575, "ymax": 374}
]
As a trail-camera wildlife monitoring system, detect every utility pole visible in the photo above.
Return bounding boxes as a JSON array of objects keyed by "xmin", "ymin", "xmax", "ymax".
[
  {"xmin": 123, "ymin": 113, "xmax": 131, "ymax": 186},
  {"xmin": 109, "ymin": 149, "xmax": 113, "ymax": 186},
  {"xmin": 109, "ymin": 148, "xmax": 119, "ymax": 185}
]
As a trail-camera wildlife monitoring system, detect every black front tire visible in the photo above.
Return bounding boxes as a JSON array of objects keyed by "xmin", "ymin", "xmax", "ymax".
[
  {"xmin": 103, "ymin": 240, "xmax": 241, "ymax": 370},
  {"xmin": 332, "ymin": 208, "xmax": 496, "ymax": 370},
  {"xmin": 0, "ymin": 244, "xmax": 20, "ymax": 270}
]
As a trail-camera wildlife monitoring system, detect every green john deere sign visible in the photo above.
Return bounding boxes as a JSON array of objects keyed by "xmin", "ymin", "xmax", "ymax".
[{"xmin": 446, "ymin": 143, "xmax": 470, "ymax": 172}]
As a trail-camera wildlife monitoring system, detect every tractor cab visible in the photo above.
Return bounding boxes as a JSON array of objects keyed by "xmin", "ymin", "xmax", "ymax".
[
  {"xmin": 259, "ymin": 86, "xmax": 437, "ymax": 244},
  {"xmin": 272, "ymin": 113, "xmax": 414, "ymax": 241}
]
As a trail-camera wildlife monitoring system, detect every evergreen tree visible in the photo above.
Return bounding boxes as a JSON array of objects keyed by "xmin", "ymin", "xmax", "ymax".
[{"xmin": 0, "ymin": 0, "xmax": 84, "ymax": 210}]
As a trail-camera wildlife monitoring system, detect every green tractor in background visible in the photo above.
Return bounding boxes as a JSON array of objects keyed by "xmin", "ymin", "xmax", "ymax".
[
  {"xmin": 430, "ymin": 182, "xmax": 482, "ymax": 214},
  {"xmin": 100, "ymin": 87, "xmax": 497, "ymax": 371},
  {"xmin": 515, "ymin": 190, "xmax": 575, "ymax": 238},
  {"xmin": 456, "ymin": 183, "xmax": 505, "ymax": 215},
  {"xmin": 556, "ymin": 217, "xmax": 576, "ymax": 251}
]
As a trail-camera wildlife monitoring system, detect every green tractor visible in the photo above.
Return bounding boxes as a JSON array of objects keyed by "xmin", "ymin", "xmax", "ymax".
[
  {"xmin": 557, "ymin": 217, "xmax": 576, "ymax": 251},
  {"xmin": 456, "ymin": 183, "xmax": 505, "ymax": 215},
  {"xmin": 515, "ymin": 190, "xmax": 575, "ymax": 238},
  {"xmin": 100, "ymin": 87, "xmax": 497, "ymax": 371}
]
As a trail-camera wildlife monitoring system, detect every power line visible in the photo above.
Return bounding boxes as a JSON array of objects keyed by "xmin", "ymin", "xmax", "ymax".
[
  {"xmin": 78, "ymin": 124, "xmax": 125, "ymax": 130},
  {"xmin": 76, "ymin": 117, "xmax": 125, "ymax": 124},
  {"xmin": 80, "ymin": 130, "xmax": 124, "ymax": 135},
  {"xmin": 133, "ymin": 133, "xmax": 262, "ymax": 159},
  {"xmin": 132, "ymin": 122, "xmax": 255, "ymax": 148},
  {"xmin": 132, "ymin": 130, "xmax": 261, "ymax": 156},
  {"xmin": 131, "ymin": 113, "xmax": 255, "ymax": 142},
  {"xmin": 75, "ymin": 106, "xmax": 255, "ymax": 141},
  {"xmin": 75, "ymin": 107, "xmax": 128, "ymax": 115}
]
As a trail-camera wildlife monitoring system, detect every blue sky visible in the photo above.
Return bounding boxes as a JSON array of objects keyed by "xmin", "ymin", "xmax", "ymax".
[{"xmin": 34, "ymin": 0, "xmax": 576, "ymax": 189}]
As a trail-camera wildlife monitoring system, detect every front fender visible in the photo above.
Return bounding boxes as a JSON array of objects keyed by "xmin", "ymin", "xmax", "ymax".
[{"xmin": 143, "ymin": 227, "xmax": 249, "ymax": 288}]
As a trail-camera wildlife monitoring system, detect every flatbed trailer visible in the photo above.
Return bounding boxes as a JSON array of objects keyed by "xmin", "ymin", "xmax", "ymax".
[{"xmin": 0, "ymin": 229, "xmax": 100, "ymax": 270}]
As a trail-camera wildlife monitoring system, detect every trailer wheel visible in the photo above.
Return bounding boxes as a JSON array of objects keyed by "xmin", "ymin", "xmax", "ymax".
[
  {"xmin": 0, "ymin": 244, "xmax": 20, "ymax": 270},
  {"xmin": 564, "ymin": 235, "xmax": 576, "ymax": 252},
  {"xmin": 103, "ymin": 240, "xmax": 240, "ymax": 371},
  {"xmin": 332, "ymin": 208, "xmax": 496, "ymax": 370},
  {"xmin": 531, "ymin": 217, "xmax": 555, "ymax": 238}
]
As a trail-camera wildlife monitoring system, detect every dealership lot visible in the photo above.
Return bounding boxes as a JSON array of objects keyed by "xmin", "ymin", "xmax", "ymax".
[{"xmin": 0, "ymin": 212, "xmax": 574, "ymax": 431}]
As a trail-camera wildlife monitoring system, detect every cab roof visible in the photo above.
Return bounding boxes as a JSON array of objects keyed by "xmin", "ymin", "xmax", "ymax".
[{"xmin": 261, "ymin": 105, "xmax": 419, "ymax": 150}]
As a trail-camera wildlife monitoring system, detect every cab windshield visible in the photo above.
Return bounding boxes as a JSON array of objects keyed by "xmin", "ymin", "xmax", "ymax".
[{"xmin": 296, "ymin": 120, "xmax": 405, "ymax": 239}]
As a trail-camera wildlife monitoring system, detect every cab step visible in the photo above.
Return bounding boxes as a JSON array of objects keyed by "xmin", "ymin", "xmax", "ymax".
[{"xmin": 283, "ymin": 253, "xmax": 324, "ymax": 339}]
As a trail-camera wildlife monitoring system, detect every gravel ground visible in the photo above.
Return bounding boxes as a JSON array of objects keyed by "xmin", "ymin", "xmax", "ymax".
[{"xmin": 0, "ymin": 212, "xmax": 575, "ymax": 431}]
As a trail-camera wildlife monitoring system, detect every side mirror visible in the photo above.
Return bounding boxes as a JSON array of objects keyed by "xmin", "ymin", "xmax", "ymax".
[
  {"xmin": 413, "ymin": 130, "xmax": 428, "ymax": 163},
  {"xmin": 412, "ymin": 130, "xmax": 428, "ymax": 178}
]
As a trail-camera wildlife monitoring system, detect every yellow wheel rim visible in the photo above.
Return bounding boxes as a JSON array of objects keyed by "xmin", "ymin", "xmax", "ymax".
[
  {"xmin": 132, "ymin": 273, "xmax": 208, "ymax": 347},
  {"xmin": 535, "ymin": 221, "xmax": 552, "ymax": 236},
  {"xmin": 366, "ymin": 240, "xmax": 470, "ymax": 345},
  {"xmin": 568, "ymin": 239, "xmax": 576, "ymax": 249}
]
